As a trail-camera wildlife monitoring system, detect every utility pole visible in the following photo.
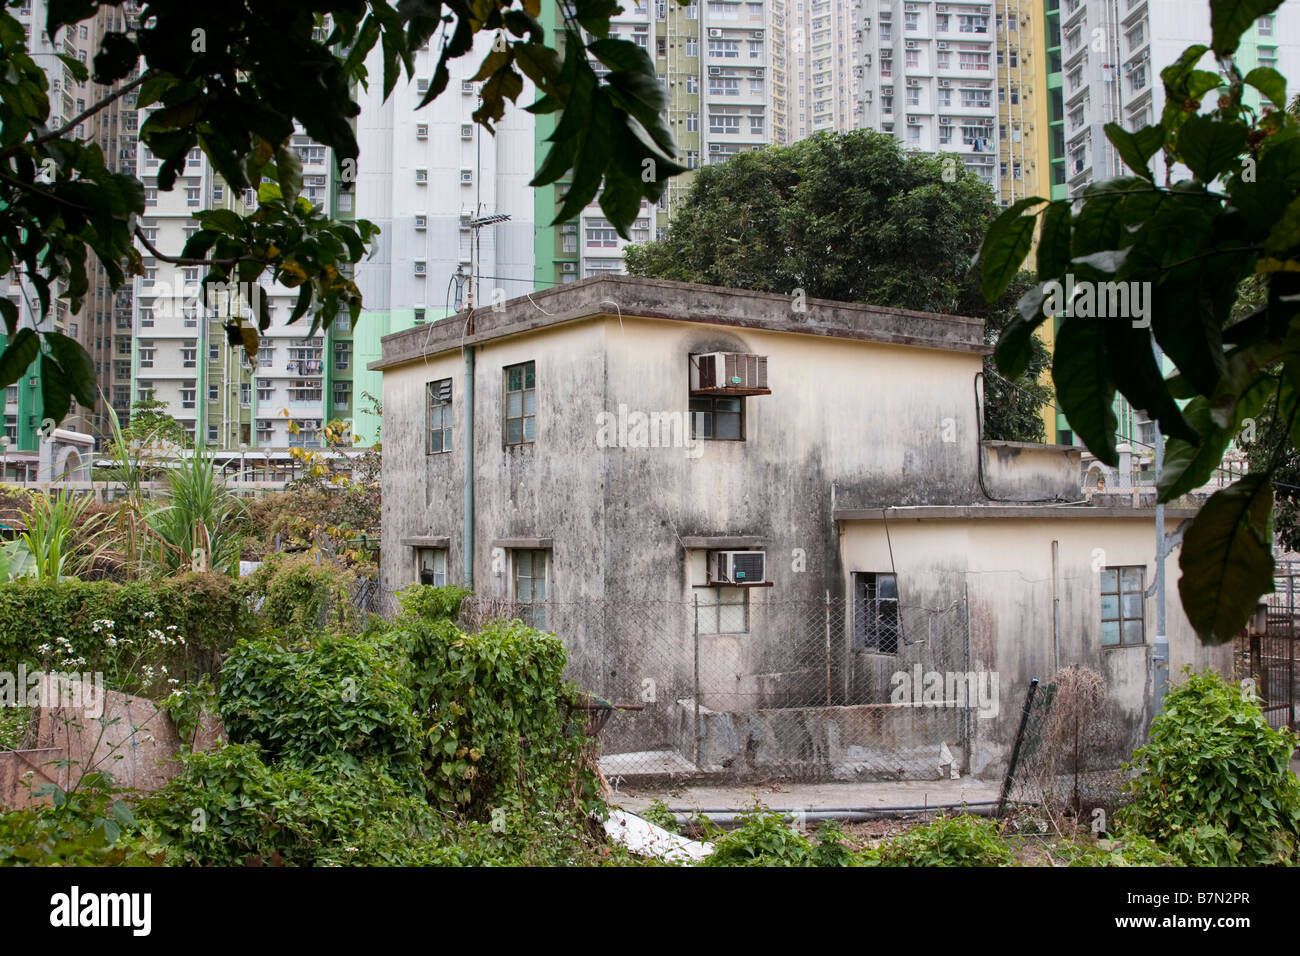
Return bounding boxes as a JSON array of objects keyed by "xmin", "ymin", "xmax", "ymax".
[
  {"xmin": 1151, "ymin": 341, "xmax": 1169, "ymax": 723},
  {"xmin": 463, "ymin": 211, "xmax": 510, "ymax": 330}
]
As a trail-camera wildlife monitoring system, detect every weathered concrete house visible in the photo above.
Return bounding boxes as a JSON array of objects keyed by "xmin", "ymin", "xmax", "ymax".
[{"xmin": 374, "ymin": 276, "xmax": 1229, "ymax": 781}]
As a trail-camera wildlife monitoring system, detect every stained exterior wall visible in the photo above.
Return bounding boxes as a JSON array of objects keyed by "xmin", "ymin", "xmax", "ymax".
[
  {"xmin": 378, "ymin": 278, "xmax": 1192, "ymax": 779},
  {"xmin": 838, "ymin": 514, "xmax": 1232, "ymax": 776}
]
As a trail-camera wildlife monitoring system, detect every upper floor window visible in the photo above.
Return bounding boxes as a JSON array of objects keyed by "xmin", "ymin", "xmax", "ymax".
[
  {"xmin": 504, "ymin": 361, "xmax": 535, "ymax": 445},
  {"xmin": 853, "ymin": 572, "xmax": 900, "ymax": 653},
  {"xmin": 427, "ymin": 378, "xmax": 452, "ymax": 454}
]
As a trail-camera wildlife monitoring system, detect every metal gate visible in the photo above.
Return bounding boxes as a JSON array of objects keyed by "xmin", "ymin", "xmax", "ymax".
[{"xmin": 1258, "ymin": 574, "xmax": 1300, "ymax": 735}]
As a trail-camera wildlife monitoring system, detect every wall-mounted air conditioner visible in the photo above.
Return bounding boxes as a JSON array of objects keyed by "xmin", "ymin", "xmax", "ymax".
[
  {"xmin": 906, "ymin": 40, "xmax": 918, "ymax": 49},
  {"xmin": 709, "ymin": 28, "xmax": 723, "ymax": 38},
  {"xmin": 709, "ymin": 550, "xmax": 768, "ymax": 587},
  {"xmin": 561, "ymin": 262, "xmax": 577, "ymax": 273},
  {"xmin": 938, "ymin": 42, "xmax": 949, "ymax": 50},
  {"xmin": 709, "ymin": 66, "xmax": 721, "ymax": 75},
  {"xmin": 751, "ymin": 31, "xmax": 763, "ymax": 39},
  {"xmin": 690, "ymin": 351, "xmax": 771, "ymax": 395}
]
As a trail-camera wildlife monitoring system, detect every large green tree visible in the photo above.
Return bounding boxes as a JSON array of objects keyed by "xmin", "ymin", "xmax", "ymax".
[
  {"xmin": 624, "ymin": 129, "xmax": 1053, "ymax": 442},
  {"xmin": 0, "ymin": 0, "xmax": 688, "ymax": 421},
  {"xmin": 978, "ymin": 0, "xmax": 1296, "ymax": 642}
]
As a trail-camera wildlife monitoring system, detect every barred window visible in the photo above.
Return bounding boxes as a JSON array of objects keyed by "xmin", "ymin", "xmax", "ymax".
[
  {"xmin": 853, "ymin": 572, "xmax": 900, "ymax": 653},
  {"xmin": 427, "ymin": 378, "xmax": 452, "ymax": 454},
  {"xmin": 1101, "ymin": 566, "xmax": 1145, "ymax": 646}
]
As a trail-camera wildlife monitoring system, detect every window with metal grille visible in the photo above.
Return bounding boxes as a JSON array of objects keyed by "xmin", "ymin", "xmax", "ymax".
[
  {"xmin": 853, "ymin": 572, "xmax": 900, "ymax": 652},
  {"xmin": 689, "ymin": 397, "xmax": 743, "ymax": 440},
  {"xmin": 427, "ymin": 378, "xmax": 452, "ymax": 454}
]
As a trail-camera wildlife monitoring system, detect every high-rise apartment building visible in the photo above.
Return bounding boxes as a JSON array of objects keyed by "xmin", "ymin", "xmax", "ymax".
[
  {"xmin": 350, "ymin": 33, "xmax": 538, "ymax": 446},
  {"xmin": 772, "ymin": 0, "xmax": 857, "ymax": 142},
  {"xmin": 534, "ymin": 0, "xmax": 774, "ymax": 287}
]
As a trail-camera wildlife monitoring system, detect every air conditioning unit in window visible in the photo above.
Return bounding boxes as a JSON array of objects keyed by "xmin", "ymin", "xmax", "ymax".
[
  {"xmin": 709, "ymin": 550, "xmax": 768, "ymax": 587},
  {"xmin": 708, "ymin": 28, "xmax": 723, "ymax": 37},
  {"xmin": 908, "ymin": 115, "xmax": 920, "ymax": 124},
  {"xmin": 752, "ymin": 31, "xmax": 763, "ymax": 39},
  {"xmin": 906, "ymin": 40, "xmax": 918, "ymax": 49},
  {"xmin": 709, "ymin": 66, "xmax": 721, "ymax": 75},
  {"xmin": 561, "ymin": 262, "xmax": 577, "ymax": 273},
  {"xmin": 938, "ymin": 42, "xmax": 949, "ymax": 50},
  {"xmin": 414, "ymin": 214, "xmax": 427, "ymax": 230},
  {"xmin": 690, "ymin": 351, "xmax": 771, "ymax": 395},
  {"xmin": 939, "ymin": 79, "xmax": 951, "ymax": 87}
]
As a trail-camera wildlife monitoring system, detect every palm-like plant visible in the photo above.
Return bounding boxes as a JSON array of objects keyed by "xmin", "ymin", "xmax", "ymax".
[
  {"xmin": 20, "ymin": 491, "xmax": 110, "ymax": 582},
  {"xmin": 146, "ymin": 450, "xmax": 247, "ymax": 576}
]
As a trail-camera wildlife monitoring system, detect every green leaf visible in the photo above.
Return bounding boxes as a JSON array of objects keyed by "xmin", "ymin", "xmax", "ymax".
[
  {"xmin": 274, "ymin": 145, "xmax": 304, "ymax": 205},
  {"xmin": 1105, "ymin": 124, "xmax": 1164, "ymax": 181},
  {"xmin": 1053, "ymin": 318, "xmax": 1118, "ymax": 466},
  {"xmin": 1209, "ymin": 0, "xmax": 1285, "ymax": 57},
  {"xmin": 1036, "ymin": 201, "xmax": 1072, "ymax": 280},
  {"xmin": 1178, "ymin": 474, "xmax": 1274, "ymax": 643},
  {"xmin": 257, "ymin": 182, "xmax": 283, "ymax": 204},
  {"xmin": 0, "ymin": 329, "xmax": 40, "ymax": 389},
  {"xmin": 39, "ymin": 352, "xmax": 71, "ymax": 426},
  {"xmin": 979, "ymin": 197, "xmax": 1045, "ymax": 302},
  {"xmin": 1178, "ymin": 115, "xmax": 1249, "ymax": 183},
  {"xmin": 1244, "ymin": 67, "xmax": 1287, "ymax": 108},
  {"xmin": 44, "ymin": 332, "xmax": 96, "ymax": 408}
]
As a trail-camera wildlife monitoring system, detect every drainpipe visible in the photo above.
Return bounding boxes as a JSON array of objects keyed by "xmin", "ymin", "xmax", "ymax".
[
  {"xmin": 463, "ymin": 344, "xmax": 475, "ymax": 591},
  {"xmin": 1051, "ymin": 539, "xmax": 1061, "ymax": 672}
]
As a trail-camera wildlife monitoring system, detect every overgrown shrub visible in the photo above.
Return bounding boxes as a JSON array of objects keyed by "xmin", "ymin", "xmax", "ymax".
[
  {"xmin": 217, "ymin": 627, "xmax": 423, "ymax": 784},
  {"xmin": 1056, "ymin": 834, "xmax": 1177, "ymax": 867},
  {"xmin": 248, "ymin": 554, "xmax": 361, "ymax": 640},
  {"xmin": 0, "ymin": 573, "xmax": 256, "ymax": 693},
  {"xmin": 136, "ymin": 743, "xmax": 441, "ymax": 866},
  {"xmin": 390, "ymin": 585, "xmax": 602, "ymax": 819},
  {"xmin": 1120, "ymin": 669, "xmax": 1300, "ymax": 866},
  {"xmin": 874, "ymin": 814, "xmax": 1013, "ymax": 867}
]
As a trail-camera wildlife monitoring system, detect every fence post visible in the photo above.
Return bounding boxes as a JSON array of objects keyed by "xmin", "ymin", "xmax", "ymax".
[
  {"xmin": 824, "ymin": 590, "xmax": 832, "ymax": 706},
  {"xmin": 693, "ymin": 594, "xmax": 701, "ymax": 769},
  {"xmin": 997, "ymin": 677, "xmax": 1040, "ymax": 818}
]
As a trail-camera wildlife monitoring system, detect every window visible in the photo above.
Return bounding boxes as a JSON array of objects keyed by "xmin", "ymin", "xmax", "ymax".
[
  {"xmin": 689, "ymin": 396, "xmax": 743, "ymax": 440},
  {"xmin": 257, "ymin": 383, "xmax": 274, "ymax": 402},
  {"xmin": 185, "ymin": 187, "xmax": 200, "ymax": 206},
  {"xmin": 417, "ymin": 548, "xmax": 448, "ymax": 587},
  {"xmin": 208, "ymin": 384, "xmax": 219, "ymax": 402},
  {"xmin": 333, "ymin": 381, "xmax": 351, "ymax": 410},
  {"xmin": 240, "ymin": 382, "xmax": 251, "ymax": 406},
  {"xmin": 180, "ymin": 381, "xmax": 196, "ymax": 409},
  {"xmin": 708, "ymin": 39, "xmax": 740, "ymax": 58},
  {"xmin": 208, "ymin": 341, "xmax": 220, "ymax": 361},
  {"xmin": 137, "ymin": 381, "xmax": 154, "ymax": 402},
  {"xmin": 686, "ymin": 37, "xmax": 698, "ymax": 56},
  {"xmin": 181, "ymin": 340, "xmax": 197, "ymax": 368},
  {"xmin": 853, "ymin": 572, "xmax": 900, "ymax": 652},
  {"xmin": 709, "ymin": 112, "xmax": 741, "ymax": 133},
  {"xmin": 512, "ymin": 549, "xmax": 548, "ymax": 626},
  {"xmin": 416, "ymin": 123, "xmax": 428, "ymax": 139},
  {"xmin": 686, "ymin": 75, "xmax": 699, "ymax": 94},
  {"xmin": 585, "ymin": 217, "xmax": 619, "ymax": 248},
  {"xmin": 138, "ymin": 340, "xmax": 155, "ymax": 368},
  {"xmin": 1101, "ymin": 566, "xmax": 1145, "ymax": 646},
  {"xmin": 686, "ymin": 112, "xmax": 699, "ymax": 132},
  {"xmin": 334, "ymin": 340, "xmax": 351, "ymax": 369},
  {"xmin": 415, "ymin": 168, "xmax": 427, "ymax": 184},
  {"xmin": 1259, "ymin": 14, "xmax": 1275, "ymax": 37},
  {"xmin": 289, "ymin": 379, "xmax": 321, "ymax": 403},
  {"xmin": 504, "ymin": 361, "xmax": 535, "ymax": 445},
  {"xmin": 427, "ymin": 378, "xmax": 452, "ymax": 453},
  {"xmin": 709, "ymin": 77, "xmax": 740, "ymax": 96},
  {"xmin": 692, "ymin": 586, "xmax": 748, "ymax": 634}
]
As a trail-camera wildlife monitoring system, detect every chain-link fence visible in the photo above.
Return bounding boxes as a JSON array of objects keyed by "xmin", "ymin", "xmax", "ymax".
[
  {"xmin": 446, "ymin": 593, "xmax": 976, "ymax": 784},
  {"xmin": 997, "ymin": 668, "xmax": 1131, "ymax": 828}
]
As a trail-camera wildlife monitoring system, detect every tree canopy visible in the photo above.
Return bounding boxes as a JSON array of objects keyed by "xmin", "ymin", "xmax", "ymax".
[
  {"xmin": 0, "ymin": 0, "xmax": 689, "ymax": 420},
  {"xmin": 624, "ymin": 129, "xmax": 1053, "ymax": 442},
  {"xmin": 978, "ymin": 0, "xmax": 1294, "ymax": 642}
]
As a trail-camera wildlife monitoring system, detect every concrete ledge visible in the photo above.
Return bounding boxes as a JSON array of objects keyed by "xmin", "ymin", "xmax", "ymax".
[
  {"xmin": 492, "ymin": 537, "xmax": 554, "ymax": 549},
  {"xmin": 833, "ymin": 505, "xmax": 1202, "ymax": 521},
  {"xmin": 400, "ymin": 535, "xmax": 451, "ymax": 548},
  {"xmin": 680, "ymin": 536, "xmax": 768, "ymax": 550}
]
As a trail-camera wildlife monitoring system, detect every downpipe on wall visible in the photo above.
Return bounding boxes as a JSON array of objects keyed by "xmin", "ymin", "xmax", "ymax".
[{"xmin": 464, "ymin": 344, "xmax": 475, "ymax": 591}]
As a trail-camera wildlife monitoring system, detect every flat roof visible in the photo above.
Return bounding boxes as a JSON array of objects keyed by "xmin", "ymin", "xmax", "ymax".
[
  {"xmin": 370, "ymin": 275, "xmax": 990, "ymax": 371},
  {"xmin": 834, "ymin": 505, "xmax": 1201, "ymax": 521}
]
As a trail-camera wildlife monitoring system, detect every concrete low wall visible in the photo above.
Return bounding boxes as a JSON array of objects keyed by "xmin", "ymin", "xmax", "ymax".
[
  {"xmin": 979, "ymin": 441, "xmax": 1082, "ymax": 501},
  {"xmin": 0, "ymin": 675, "xmax": 225, "ymax": 810},
  {"xmin": 672, "ymin": 698, "xmax": 969, "ymax": 782}
]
